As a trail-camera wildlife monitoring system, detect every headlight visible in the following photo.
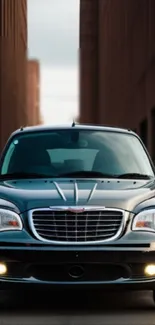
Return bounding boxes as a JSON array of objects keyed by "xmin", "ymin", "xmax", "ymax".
[
  {"xmin": 132, "ymin": 209, "xmax": 155, "ymax": 232},
  {"xmin": 0, "ymin": 209, "xmax": 22, "ymax": 231}
]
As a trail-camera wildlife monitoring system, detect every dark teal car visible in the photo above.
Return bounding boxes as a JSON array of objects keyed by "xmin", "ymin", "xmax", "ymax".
[{"xmin": 0, "ymin": 124, "xmax": 155, "ymax": 303}]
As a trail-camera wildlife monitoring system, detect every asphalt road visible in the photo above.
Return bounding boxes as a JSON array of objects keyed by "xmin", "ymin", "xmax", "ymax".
[{"xmin": 0, "ymin": 290, "xmax": 154, "ymax": 325}]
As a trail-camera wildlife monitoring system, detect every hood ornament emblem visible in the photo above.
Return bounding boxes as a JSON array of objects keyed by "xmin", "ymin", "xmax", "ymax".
[{"xmin": 68, "ymin": 207, "xmax": 85, "ymax": 213}]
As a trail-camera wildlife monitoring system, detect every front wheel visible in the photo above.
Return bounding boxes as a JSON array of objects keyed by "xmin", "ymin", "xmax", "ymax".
[{"xmin": 153, "ymin": 291, "xmax": 155, "ymax": 304}]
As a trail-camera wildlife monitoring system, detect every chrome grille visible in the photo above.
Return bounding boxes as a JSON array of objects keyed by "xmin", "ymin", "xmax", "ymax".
[{"xmin": 30, "ymin": 207, "xmax": 125, "ymax": 244}]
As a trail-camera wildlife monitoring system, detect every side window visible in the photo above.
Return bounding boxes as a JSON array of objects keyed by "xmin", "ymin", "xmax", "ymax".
[{"xmin": 1, "ymin": 143, "xmax": 16, "ymax": 174}]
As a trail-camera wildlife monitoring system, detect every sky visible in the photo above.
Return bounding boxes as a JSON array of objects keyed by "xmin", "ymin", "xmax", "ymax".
[{"xmin": 28, "ymin": 0, "xmax": 79, "ymax": 124}]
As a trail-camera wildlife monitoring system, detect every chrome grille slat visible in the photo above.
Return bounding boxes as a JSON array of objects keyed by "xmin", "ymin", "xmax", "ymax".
[
  {"xmin": 52, "ymin": 212, "xmax": 58, "ymax": 239},
  {"xmin": 75, "ymin": 212, "xmax": 77, "ymax": 242},
  {"xmin": 95, "ymin": 211, "xmax": 101, "ymax": 237},
  {"xmin": 65, "ymin": 212, "xmax": 68, "ymax": 241},
  {"xmin": 38, "ymin": 232, "xmax": 115, "ymax": 239},
  {"xmin": 34, "ymin": 223, "xmax": 120, "ymax": 227},
  {"xmin": 33, "ymin": 214, "xmax": 122, "ymax": 218},
  {"xmin": 34, "ymin": 218, "xmax": 122, "ymax": 222},
  {"xmin": 33, "ymin": 228, "xmax": 118, "ymax": 233},
  {"xmin": 30, "ymin": 207, "xmax": 125, "ymax": 244}
]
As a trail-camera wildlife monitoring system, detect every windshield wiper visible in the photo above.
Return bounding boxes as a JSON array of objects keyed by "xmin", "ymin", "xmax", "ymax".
[
  {"xmin": 58, "ymin": 171, "xmax": 118, "ymax": 178},
  {"xmin": 59, "ymin": 171, "xmax": 154, "ymax": 180},
  {"xmin": 117, "ymin": 173, "xmax": 153, "ymax": 180},
  {"xmin": 1, "ymin": 171, "xmax": 153, "ymax": 180},
  {"xmin": 0, "ymin": 172, "xmax": 54, "ymax": 180}
]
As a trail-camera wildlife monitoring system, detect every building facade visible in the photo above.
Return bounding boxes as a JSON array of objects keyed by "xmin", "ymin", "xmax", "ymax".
[
  {"xmin": 27, "ymin": 59, "xmax": 42, "ymax": 125},
  {"xmin": 80, "ymin": 0, "xmax": 155, "ymax": 158},
  {"xmin": 0, "ymin": 0, "xmax": 27, "ymax": 151}
]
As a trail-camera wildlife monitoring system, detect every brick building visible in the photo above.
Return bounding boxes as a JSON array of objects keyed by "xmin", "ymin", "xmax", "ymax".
[
  {"xmin": 80, "ymin": 0, "xmax": 155, "ymax": 158},
  {"xmin": 0, "ymin": 0, "xmax": 28, "ymax": 151},
  {"xmin": 27, "ymin": 59, "xmax": 42, "ymax": 125}
]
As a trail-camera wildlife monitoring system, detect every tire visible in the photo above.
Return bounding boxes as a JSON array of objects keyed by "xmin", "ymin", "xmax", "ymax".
[{"xmin": 153, "ymin": 291, "xmax": 155, "ymax": 304}]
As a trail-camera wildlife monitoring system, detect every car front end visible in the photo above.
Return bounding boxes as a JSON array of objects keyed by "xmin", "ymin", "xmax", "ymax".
[
  {"xmin": 0, "ymin": 125, "xmax": 155, "ymax": 303},
  {"xmin": 0, "ymin": 187, "xmax": 155, "ymax": 294}
]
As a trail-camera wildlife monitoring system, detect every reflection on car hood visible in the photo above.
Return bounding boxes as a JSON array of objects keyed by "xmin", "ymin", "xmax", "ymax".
[{"xmin": 0, "ymin": 178, "xmax": 155, "ymax": 213}]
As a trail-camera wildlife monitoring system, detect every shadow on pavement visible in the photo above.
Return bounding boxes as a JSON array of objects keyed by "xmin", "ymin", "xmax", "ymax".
[{"xmin": 0, "ymin": 289, "xmax": 154, "ymax": 314}]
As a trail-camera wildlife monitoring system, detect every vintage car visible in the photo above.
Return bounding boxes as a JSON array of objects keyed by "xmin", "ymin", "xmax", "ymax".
[{"xmin": 0, "ymin": 123, "xmax": 155, "ymax": 303}]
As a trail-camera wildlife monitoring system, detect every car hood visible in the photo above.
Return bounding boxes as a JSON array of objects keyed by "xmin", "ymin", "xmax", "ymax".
[{"xmin": 0, "ymin": 178, "xmax": 155, "ymax": 213}]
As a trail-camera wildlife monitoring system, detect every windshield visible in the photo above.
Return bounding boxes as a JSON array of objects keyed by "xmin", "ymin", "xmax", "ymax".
[{"xmin": 0, "ymin": 129, "xmax": 154, "ymax": 178}]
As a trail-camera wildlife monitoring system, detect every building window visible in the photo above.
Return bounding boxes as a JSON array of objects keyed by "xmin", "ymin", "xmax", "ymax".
[{"xmin": 140, "ymin": 118, "xmax": 148, "ymax": 148}]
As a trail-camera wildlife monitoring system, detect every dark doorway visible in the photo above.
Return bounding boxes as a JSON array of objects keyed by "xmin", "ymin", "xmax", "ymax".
[{"xmin": 140, "ymin": 118, "xmax": 148, "ymax": 148}]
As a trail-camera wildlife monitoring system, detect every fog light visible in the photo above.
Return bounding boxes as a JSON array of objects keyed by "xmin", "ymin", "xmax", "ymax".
[
  {"xmin": 144, "ymin": 264, "xmax": 155, "ymax": 276},
  {"xmin": 0, "ymin": 263, "xmax": 7, "ymax": 275}
]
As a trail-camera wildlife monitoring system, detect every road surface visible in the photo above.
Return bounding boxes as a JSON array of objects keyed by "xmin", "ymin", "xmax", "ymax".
[{"xmin": 0, "ymin": 290, "xmax": 154, "ymax": 324}]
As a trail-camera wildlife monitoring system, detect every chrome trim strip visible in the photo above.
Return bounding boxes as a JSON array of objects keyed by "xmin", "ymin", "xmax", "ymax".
[
  {"xmin": 74, "ymin": 181, "xmax": 78, "ymax": 204},
  {"xmin": 87, "ymin": 183, "xmax": 98, "ymax": 202},
  {"xmin": 28, "ymin": 206, "xmax": 128, "ymax": 245},
  {"xmin": 53, "ymin": 182, "xmax": 66, "ymax": 201}
]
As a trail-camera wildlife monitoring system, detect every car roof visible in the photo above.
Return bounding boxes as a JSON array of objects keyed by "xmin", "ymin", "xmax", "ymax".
[{"xmin": 11, "ymin": 123, "xmax": 134, "ymax": 137}]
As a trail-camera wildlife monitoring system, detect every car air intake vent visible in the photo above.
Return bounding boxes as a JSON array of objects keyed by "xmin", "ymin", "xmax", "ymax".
[{"xmin": 30, "ymin": 207, "xmax": 125, "ymax": 244}]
